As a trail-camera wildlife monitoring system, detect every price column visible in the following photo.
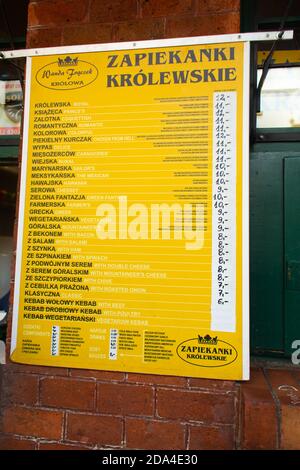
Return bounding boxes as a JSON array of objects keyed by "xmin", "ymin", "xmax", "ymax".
[{"xmin": 211, "ymin": 91, "xmax": 237, "ymax": 332}]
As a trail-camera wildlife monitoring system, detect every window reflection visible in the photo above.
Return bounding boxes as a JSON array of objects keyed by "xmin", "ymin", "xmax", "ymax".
[
  {"xmin": 257, "ymin": 67, "xmax": 300, "ymax": 128},
  {"xmin": 0, "ymin": 80, "xmax": 23, "ymax": 135}
]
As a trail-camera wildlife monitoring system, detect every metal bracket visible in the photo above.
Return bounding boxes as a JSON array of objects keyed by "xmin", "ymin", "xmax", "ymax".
[{"xmin": 256, "ymin": 31, "xmax": 287, "ymax": 114}]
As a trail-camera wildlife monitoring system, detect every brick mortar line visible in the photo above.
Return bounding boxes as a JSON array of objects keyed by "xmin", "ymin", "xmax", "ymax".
[
  {"xmin": 0, "ymin": 401, "xmax": 235, "ymax": 425},
  {"xmin": 163, "ymin": 16, "xmax": 167, "ymax": 37},
  {"xmin": 169, "ymin": 10, "xmax": 240, "ymax": 19},
  {"xmin": 94, "ymin": 382, "xmax": 224, "ymax": 392},
  {"xmin": 125, "ymin": 415, "xmax": 234, "ymax": 426},
  {"xmin": 2, "ymin": 427, "xmax": 64, "ymax": 443},
  {"xmin": 0, "ymin": 432, "xmax": 36, "ymax": 442},
  {"xmin": 125, "ymin": 382, "xmax": 187, "ymax": 387},
  {"xmin": 40, "ymin": 375, "xmax": 98, "ymax": 383},
  {"xmin": 93, "ymin": 379, "xmax": 97, "ymax": 410},
  {"xmin": 154, "ymin": 385, "xmax": 158, "ymax": 418},
  {"xmin": 0, "ymin": 425, "xmax": 234, "ymax": 447},
  {"xmin": 234, "ymin": 383, "xmax": 242, "ymax": 449},
  {"xmin": 3, "ymin": 369, "xmax": 237, "ymax": 392},
  {"xmin": 185, "ymin": 423, "xmax": 189, "ymax": 450},
  {"xmin": 137, "ymin": 0, "xmax": 142, "ymax": 19},
  {"xmin": 1, "ymin": 429, "xmax": 122, "ymax": 445},
  {"xmin": 62, "ymin": 410, "xmax": 67, "ymax": 440},
  {"xmin": 37, "ymin": 375, "xmax": 42, "ymax": 406},
  {"xmin": 5, "ymin": 433, "xmax": 121, "ymax": 450},
  {"xmin": 122, "ymin": 416, "xmax": 126, "ymax": 448},
  {"xmin": 156, "ymin": 386, "xmax": 236, "ymax": 396},
  {"xmin": 262, "ymin": 368, "xmax": 281, "ymax": 449},
  {"xmin": 27, "ymin": 9, "xmax": 240, "ymax": 32},
  {"xmin": 38, "ymin": 435, "xmax": 98, "ymax": 449},
  {"xmin": 95, "ymin": 379, "xmax": 99, "ymax": 411},
  {"xmin": 4, "ymin": 377, "xmax": 236, "ymax": 393},
  {"xmin": 3, "ymin": 401, "xmax": 155, "ymax": 418},
  {"xmin": 38, "ymin": 439, "xmax": 94, "ymax": 449},
  {"xmin": 4, "ymin": 370, "xmax": 126, "ymax": 382},
  {"xmin": 187, "ymin": 386, "xmax": 237, "ymax": 394},
  {"xmin": 87, "ymin": 0, "xmax": 93, "ymax": 24}
]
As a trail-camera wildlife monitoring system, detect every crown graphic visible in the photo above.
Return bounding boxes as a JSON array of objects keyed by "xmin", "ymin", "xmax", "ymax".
[
  {"xmin": 57, "ymin": 56, "xmax": 78, "ymax": 67},
  {"xmin": 198, "ymin": 334, "xmax": 218, "ymax": 345}
]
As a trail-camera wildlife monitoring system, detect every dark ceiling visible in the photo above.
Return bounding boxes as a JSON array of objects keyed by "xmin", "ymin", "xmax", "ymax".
[{"xmin": 0, "ymin": 0, "xmax": 29, "ymax": 48}]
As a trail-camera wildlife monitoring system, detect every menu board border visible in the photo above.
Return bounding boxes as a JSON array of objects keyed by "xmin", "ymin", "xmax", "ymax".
[
  {"xmin": 10, "ymin": 37, "xmax": 250, "ymax": 380},
  {"xmin": 242, "ymin": 42, "xmax": 250, "ymax": 380},
  {"xmin": 11, "ymin": 56, "xmax": 33, "ymax": 353}
]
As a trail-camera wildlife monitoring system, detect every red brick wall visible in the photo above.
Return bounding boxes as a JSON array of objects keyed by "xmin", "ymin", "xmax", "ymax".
[
  {"xmin": 2, "ymin": 362, "xmax": 300, "ymax": 450},
  {"xmin": 26, "ymin": 0, "xmax": 241, "ymax": 47},
  {"xmin": 0, "ymin": 363, "xmax": 239, "ymax": 449},
  {"xmin": 2, "ymin": 0, "xmax": 299, "ymax": 452}
]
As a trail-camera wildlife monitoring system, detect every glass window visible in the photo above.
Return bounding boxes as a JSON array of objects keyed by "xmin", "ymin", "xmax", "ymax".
[
  {"xmin": 257, "ymin": 66, "xmax": 300, "ymax": 128},
  {"xmin": 0, "ymin": 79, "xmax": 22, "ymax": 136}
]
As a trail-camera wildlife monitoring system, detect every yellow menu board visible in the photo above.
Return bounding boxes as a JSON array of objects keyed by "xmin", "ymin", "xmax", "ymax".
[{"xmin": 11, "ymin": 39, "xmax": 249, "ymax": 380}]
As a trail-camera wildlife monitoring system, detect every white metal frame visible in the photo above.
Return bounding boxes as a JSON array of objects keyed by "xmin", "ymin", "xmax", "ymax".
[
  {"xmin": 242, "ymin": 42, "xmax": 250, "ymax": 380},
  {"xmin": 0, "ymin": 30, "xmax": 294, "ymax": 59}
]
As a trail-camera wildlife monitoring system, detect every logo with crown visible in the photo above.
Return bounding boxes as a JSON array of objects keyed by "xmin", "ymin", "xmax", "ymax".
[
  {"xmin": 198, "ymin": 334, "xmax": 218, "ymax": 345},
  {"xmin": 57, "ymin": 56, "xmax": 79, "ymax": 67}
]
